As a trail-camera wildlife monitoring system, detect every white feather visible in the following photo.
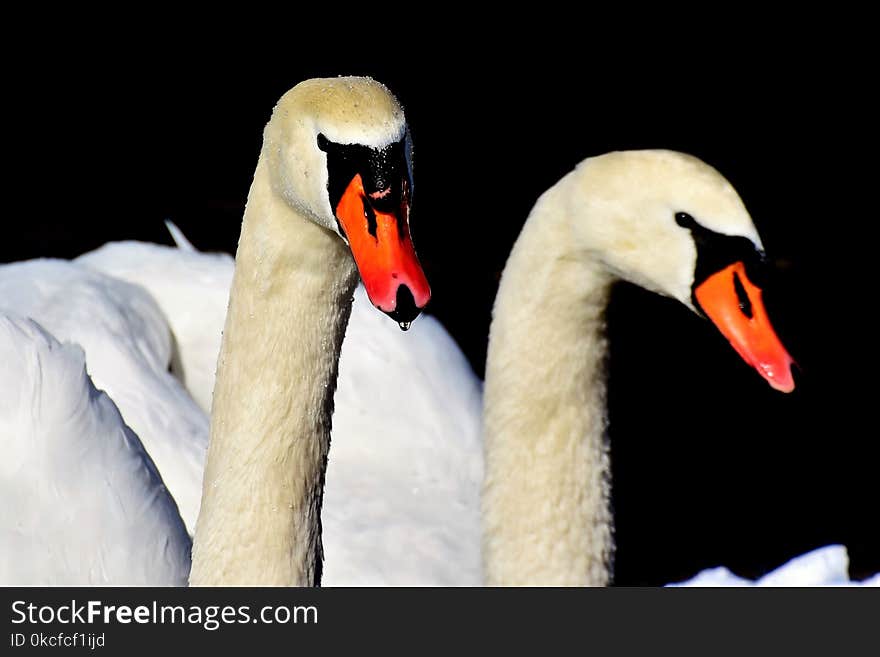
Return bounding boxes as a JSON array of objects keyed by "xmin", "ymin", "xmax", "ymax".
[
  {"xmin": 0, "ymin": 260, "xmax": 208, "ymax": 534},
  {"xmin": 0, "ymin": 313, "xmax": 190, "ymax": 585},
  {"xmin": 165, "ymin": 219, "xmax": 197, "ymax": 252}
]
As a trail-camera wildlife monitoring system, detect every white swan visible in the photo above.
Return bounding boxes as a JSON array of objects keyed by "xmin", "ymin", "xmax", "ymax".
[
  {"xmin": 481, "ymin": 150, "xmax": 796, "ymax": 586},
  {"xmin": 0, "ymin": 313, "xmax": 191, "ymax": 585},
  {"xmin": 187, "ymin": 76, "xmax": 440, "ymax": 585},
  {"xmin": 0, "ymin": 259, "xmax": 208, "ymax": 534}
]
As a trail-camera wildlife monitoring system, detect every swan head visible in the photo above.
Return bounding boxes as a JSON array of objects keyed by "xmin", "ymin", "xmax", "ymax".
[
  {"xmin": 573, "ymin": 150, "xmax": 795, "ymax": 392},
  {"xmin": 263, "ymin": 76, "xmax": 430, "ymax": 327}
]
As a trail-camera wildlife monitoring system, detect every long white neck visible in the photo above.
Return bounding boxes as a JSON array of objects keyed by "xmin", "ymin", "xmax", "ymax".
[
  {"xmin": 481, "ymin": 180, "xmax": 615, "ymax": 586},
  {"xmin": 190, "ymin": 155, "xmax": 357, "ymax": 586}
]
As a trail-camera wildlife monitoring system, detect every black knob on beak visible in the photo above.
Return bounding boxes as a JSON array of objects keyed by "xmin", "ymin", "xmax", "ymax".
[{"xmin": 385, "ymin": 285, "xmax": 422, "ymax": 330}]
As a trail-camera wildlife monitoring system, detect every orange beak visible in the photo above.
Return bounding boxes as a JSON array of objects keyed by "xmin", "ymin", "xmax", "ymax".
[
  {"xmin": 694, "ymin": 261, "xmax": 795, "ymax": 392},
  {"xmin": 334, "ymin": 173, "xmax": 431, "ymax": 328}
]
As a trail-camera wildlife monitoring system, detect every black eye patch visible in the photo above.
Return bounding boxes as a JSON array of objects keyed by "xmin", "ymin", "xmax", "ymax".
[
  {"xmin": 317, "ymin": 132, "xmax": 410, "ymax": 214},
  {"xmin": 675, "ymin": 211, "xmax": 768, "ymax": 289}
]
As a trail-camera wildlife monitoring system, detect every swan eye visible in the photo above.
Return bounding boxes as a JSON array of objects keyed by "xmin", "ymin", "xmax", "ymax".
[
  {"xmin": 675, "ymin": 212, "xmax": 696, "ymax": 228},
  {"xmin": 732, "ymin": 270, "xmax": 753, "ymax": 319}
]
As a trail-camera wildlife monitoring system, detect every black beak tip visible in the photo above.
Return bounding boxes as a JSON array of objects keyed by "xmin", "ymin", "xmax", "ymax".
[{"xmin": 384, "ymin": 285, "xmax": 423, "ymax": 328}]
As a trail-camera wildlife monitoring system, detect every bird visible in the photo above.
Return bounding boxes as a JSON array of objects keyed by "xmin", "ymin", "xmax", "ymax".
[
  {"xmin": 186, "ymin": 76, "xmax": 439, "ymax": 586},
  {"xmin": 480, "ymin": 149, "xmax": 795, "ymax": 586}
]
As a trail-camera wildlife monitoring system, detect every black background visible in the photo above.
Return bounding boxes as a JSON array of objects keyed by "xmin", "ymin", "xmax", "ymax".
[{"xmin": 8, "ymin": 30, "xmax": 877, "ymax": 585}]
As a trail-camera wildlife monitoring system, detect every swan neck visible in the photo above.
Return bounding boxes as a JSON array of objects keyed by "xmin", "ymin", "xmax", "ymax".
[
  {"xmin": 190, "ymin": 155, "xmax": 357, "ymax": 585},
  {"xmin": 482, "ymin": 186, "xmax": 614, "ymax": 585}
]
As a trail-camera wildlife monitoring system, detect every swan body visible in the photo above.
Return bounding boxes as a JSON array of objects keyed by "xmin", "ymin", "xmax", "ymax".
[
  {"xmin": 0, "ymin": 313, "xmax": 190, "ymax": 585},
  {"xmin": 482, "ymin": 150, "xmax": 794, "ymax": 586},
  {"xmin": 0, "ymin": 260, "xmax": 208, "ymax": 534}
]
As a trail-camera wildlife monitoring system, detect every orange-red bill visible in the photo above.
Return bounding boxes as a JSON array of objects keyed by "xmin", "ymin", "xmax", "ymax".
[
  {"xmin": 694, "ymin": 262, "xmax": 795, "ymax": 392},
  {"xmin": 334, "ymin": 173, "xmax": 430, "ymax": 323}
]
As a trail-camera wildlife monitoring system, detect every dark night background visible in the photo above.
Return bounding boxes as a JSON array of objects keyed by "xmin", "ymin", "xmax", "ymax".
[{"xmin": 7, "ymin": 31, "xmax": 877, "ymax": 585}]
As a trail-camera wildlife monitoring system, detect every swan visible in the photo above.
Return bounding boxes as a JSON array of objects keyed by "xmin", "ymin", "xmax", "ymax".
[
  {"xmin": 182, "ymin": 76, "xmax": 434, "ymax": 586},
  {"xmin": 481, "ymin": 149, "xmax": 796, "ymax": 586}
]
